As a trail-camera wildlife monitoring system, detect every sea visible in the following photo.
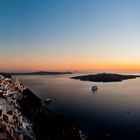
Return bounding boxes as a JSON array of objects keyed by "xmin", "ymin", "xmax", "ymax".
[{"xmin": 13, "ymin": 72, "xmax": 140, "ymax": 140}]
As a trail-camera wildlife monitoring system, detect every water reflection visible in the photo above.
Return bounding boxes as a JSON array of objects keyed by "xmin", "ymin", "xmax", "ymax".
[{"xmin": 14, "ymin": 74, "xmax": 140, "ymax": 139}]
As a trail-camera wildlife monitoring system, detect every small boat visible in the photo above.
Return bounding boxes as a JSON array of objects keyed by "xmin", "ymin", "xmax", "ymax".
[
  {"xmin": 92, "ymin": 85, "xmax": 98, "ymax": 91},
  {"xmin": 43, "ymin": 98, "xmax": 52, "ymax": 104}
]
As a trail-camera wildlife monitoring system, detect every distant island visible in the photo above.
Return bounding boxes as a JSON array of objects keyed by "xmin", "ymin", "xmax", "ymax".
[
  {"xmin": 71, "ymin": 73, "xmax": 140, "ymax": 82},
  {"xmin": 0, "ymin": 71, "xmax": 72, "ymax": 76}
]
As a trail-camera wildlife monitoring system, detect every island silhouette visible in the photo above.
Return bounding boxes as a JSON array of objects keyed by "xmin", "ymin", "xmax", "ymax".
[{"xmin": 71, "ymin": 73, "xmax": 140, "ymax": 82}]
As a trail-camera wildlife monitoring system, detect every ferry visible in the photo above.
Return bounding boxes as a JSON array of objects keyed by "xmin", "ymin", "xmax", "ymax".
[
  {"xmin": 92, "ymin": 85, "xmax": 98, "ymax": 91},
  {"xmin": 43, "ymin": 98, "xmax": 52, "ymax": 104}
]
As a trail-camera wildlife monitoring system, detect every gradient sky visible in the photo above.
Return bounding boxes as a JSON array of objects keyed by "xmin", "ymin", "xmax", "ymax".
[{"xmin": 1, "ymin": 0, "xmax": 140, "ymax": 72}]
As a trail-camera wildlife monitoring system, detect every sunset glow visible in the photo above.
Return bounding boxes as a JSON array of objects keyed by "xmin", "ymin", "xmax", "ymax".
[{"xmin": 0, "ymin": 0, "xmax": 140, "ymax": 72}]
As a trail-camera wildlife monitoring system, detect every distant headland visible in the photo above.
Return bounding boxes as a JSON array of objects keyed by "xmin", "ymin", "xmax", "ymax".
[
  {"xmin": 71, "ymin": 73, "xmax": 140, "ymax": 82},
  {"xmin": 0, "ymin": 71, "xmax": 72, "ymax": 76}
]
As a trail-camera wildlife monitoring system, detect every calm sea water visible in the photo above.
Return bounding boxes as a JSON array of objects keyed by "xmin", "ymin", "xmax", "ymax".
[{"xmin": 14, "ymin": 73, "xmax": 140, "ymax": 139}]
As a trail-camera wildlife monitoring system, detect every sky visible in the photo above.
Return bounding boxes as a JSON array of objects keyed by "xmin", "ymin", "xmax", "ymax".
[{"xmin": 0, "ymin": 0, "xmax": 140, "ymax": 72}]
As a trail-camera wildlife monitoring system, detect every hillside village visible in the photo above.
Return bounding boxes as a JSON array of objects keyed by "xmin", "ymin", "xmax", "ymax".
[
  {"xmin": 0, "ymin": 74, "xmax": 83, "ymax": 140},
  {"xmin": 0, "ymin": 74, "xmax": 36, "ymax": 140}
]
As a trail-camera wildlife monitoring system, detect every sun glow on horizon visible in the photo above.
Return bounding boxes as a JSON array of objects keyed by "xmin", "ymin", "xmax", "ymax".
[
  {"xmin": 0, "ymin": 0, "xmax": 140, "ymax": 72},
  {"xmin": 1, "ymin": 61, "xmax": 140, "ymax": 73}
]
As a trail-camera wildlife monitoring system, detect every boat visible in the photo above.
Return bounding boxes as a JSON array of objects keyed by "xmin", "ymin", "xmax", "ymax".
[
  {"xmin": 43, "ymin": 98, "xmax": 52, "ymax": 104},
  {"xmin": 92, "ymin": 85, "xmax": 98, "ymax": 91}
]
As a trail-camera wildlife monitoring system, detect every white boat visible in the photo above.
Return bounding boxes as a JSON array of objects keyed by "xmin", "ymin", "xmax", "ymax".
[
  {"xmin": 92, "ymin": 85, "xmax": 98, "ymax": 91},
  {"xmin": 43, "ymin": 98, "xmax": 52, "ymax": 104}
]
